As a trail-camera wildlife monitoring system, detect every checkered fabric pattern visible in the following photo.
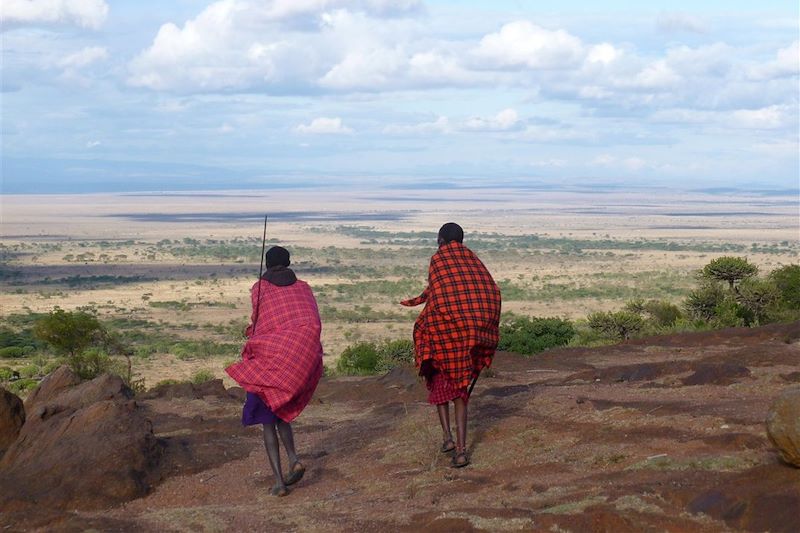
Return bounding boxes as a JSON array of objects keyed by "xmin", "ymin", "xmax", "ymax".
[
  {"xmin": 226, "ymin": 279, "xmax": 323, "ymax": 423},
  {"xmin": 427, "ymin": 371, "xmax": 470, "ymax": 405},
  {"xmin": 402, "ymin": 241, "xmax": 501, "ymax": 389}
]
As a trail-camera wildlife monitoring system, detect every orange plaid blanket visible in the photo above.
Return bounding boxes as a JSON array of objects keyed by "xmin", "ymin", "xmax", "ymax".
[{"xmin": 401, "ymin": 241, "xmax": 501, "ymax": 389}]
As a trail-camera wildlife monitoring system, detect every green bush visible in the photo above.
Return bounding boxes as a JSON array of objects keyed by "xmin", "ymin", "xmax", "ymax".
[
  {"xmin": 0, "ymin": 346, "xmax": 26, "ymax": 358},
  {"xmin": 375, "ymin": 339, "xmax": 415, "ymax": 372},
  {"xmin": 68, "ymin": 348, "xmax": 121, "ymax": 380},
  {"xmin": 0, "ymin": 367, "xmax": 14, "ymax": 381},
  {"xmin": 7, "ymin": 378, "xmax": 38, "ymax": 394},
  {"xmin": 587, "ymin": 310, "xmax": 645, "ymax": 340},
  {"xmin": 770, "ymin": 264, "xmax": 800, "ymax": 309},
  {"xmin": 336, "ymin": 342, "xmax": 381, "ymax": 375},
  {"xmin": 498, "ymin": 316, "xmax": 575, "ymax": 355},
  {"xmin": 685, "ymin": 282, "xmax": 726, "ymax": 321},
  {"xmin": 191, "ymin": 369, "xmax": 216, "ymax": 384},
  {"xmin": 736, "ymin": 278, "xmax": 781, "ymax": 324},
  {"xmin": 19, "ymin": 364, "xmax": 41, "ymax": 379}
]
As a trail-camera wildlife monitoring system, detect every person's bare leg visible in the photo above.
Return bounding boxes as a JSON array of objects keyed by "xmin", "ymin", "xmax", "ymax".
[
  {"xmin": 437, "ymin": 403, "xmax": 454, "ymax": 450},
  {"xmin": 276, "ymin": 419, "xmax": 298, "ymax": 466},
  {"xmin": 262, "ymin": 423, "xmax": 287, "ymax": 494},
  {"xmin": 453, "ymin": 397, "xmax": 469, "ymax": 465}
]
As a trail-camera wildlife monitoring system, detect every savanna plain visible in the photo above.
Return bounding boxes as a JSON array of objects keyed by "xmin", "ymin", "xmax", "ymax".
[{"xmin": 1, "ymin": 186, "xmax": 799, "ymax": 531}]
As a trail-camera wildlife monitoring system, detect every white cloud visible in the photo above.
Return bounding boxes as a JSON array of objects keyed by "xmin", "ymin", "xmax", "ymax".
[
  {"xmin": 656, "ymin": 12, "xmax": 708, "ymax": 34},
  {"xmin": 747, "ymin": 41, "xmax": 799, "ymax": 80},
  {"xmin": 462, "ymin": 108, "xmax": 520, "ymax": 131},
  {"xmin": 471, "ymin": 21, "xmax": 585, "ymax": 70},
  {"xmin": 1, "ymin": 0, "xmax": 108, "ymax": 29},
  {"xmin": 59, "ymin": 46, "xmax": 108, "ymax": 68},
  {"xmin": 383, "ymin": 116, "xmax": 451, "ymax": 135},
  {"xmin": 296, "ymin": 117, "xmax": 353, "ymax": 134},
  {"xmin": 730, "ymin": 105, "xmax": 792, "ymax": 129}
]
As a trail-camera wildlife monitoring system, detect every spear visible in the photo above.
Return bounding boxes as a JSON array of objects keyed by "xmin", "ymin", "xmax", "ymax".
[{"xmin": 252, "ymin": 214, "xmax": 268, "ymax": 332}]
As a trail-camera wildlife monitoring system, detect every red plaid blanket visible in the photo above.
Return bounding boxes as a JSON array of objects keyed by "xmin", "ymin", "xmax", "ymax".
[
  {"xmin": 226, "ymin": 279, "xmax": 323, "ymax": 422},
  {"xmin": 401, "ymin": 241, "xmax": 501, "ymax": 389}
]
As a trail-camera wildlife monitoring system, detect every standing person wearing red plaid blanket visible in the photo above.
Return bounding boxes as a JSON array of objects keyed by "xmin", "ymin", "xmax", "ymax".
[
  {"xmin": 401, "ymin": 223, "xmax": 501, "ymax": 468},
  {"xmin": 226, "ymin": 246, "xmax": 323, "ymax": 496}
]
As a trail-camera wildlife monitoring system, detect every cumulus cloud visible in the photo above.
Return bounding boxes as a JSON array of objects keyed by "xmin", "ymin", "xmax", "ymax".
[
  {"xmin": 747, "ymin": 41, "xmax": 799, "ymax": 80},
  {"xmin": 1, "ymin": 0, "xmax": 108, "ymax": 29},
  {"xmin": 296, "ymin": 117, "xmax": 353, "ymax": 134},
  {"xmin": 471, "ymin": 21, "xmax": 585, "ymax": 70}
]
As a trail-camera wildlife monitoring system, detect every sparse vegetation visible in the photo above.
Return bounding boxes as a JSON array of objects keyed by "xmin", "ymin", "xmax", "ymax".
[{"xmin": 498, "ymin": 316, "xmax": 575, "ymax": 355}]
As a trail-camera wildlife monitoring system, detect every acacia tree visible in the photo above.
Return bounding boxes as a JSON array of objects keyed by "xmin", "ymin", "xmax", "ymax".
[
  {"xmin": 33, "ymin": 307, "xmax": 105, "ymax": 358},
  {"xmin": 736, "ymin": 278, "xmax": 781, "ymax": 323},
  {"xmin": 702, "ymin": 256, "xmax": 758, "ymax": 291}
]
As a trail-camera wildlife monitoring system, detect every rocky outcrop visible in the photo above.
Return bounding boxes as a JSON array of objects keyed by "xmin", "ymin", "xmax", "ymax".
[
  {"xmin": 0, "ymin": 372, "xmax": 160, "ymax": 512},
  {"xmin": 23, "ymin": 365, "xmax": 81, "ymax": 411},
  {"xmin": 0, "ymin": 388, "xmax": 25, "ymax": 457},
  {"xmin": 766, "ymin": 386, "xmax": 800, "ymax": 467}
]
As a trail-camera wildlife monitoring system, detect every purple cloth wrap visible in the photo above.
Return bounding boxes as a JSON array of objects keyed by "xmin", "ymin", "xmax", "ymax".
[{"xmin": 242, "ymin": 392, "xmax": 280, "ymax": 426}]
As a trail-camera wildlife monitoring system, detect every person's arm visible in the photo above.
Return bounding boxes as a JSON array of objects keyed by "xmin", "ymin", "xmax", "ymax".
[
  {"xmin": 401, "ymin": 254, "xmax": 438, "ymax": 306},
  {"xmin": 400, "ymin": 285, "xmax": 429, "ymax": 307},
  {"xmin": 244, "ymin": 282, "xmax": 260, "ymax": 337}
]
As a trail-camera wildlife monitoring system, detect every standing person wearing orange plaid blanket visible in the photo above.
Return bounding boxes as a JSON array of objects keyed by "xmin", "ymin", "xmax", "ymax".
[
  {"xmin": 226, "ymin": 246, "xmax": 323, "ymax": 496},
  {"xmin": 401, "ymin": 223, "xmax": 501, "ymax": 468}
]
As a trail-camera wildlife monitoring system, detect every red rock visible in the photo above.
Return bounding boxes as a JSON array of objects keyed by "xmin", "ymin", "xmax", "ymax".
[
  {"xmin": 23, "ymin": 365, "xmax": 81, "ymax": 411},
  {"xmin": 766, "ymin": 386, "xmax": 800, "ymax": 467},
  {"xmin": 0, "ymin": 387, "xmax": 25, "ymax": 457}
]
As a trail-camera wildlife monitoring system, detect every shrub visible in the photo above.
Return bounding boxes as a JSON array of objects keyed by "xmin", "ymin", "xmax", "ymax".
[
  {"xmin": 0, "ymin": 367, "xmax": 14, "ymax": 381},
  {"xmin": 625, "ymin": 299, "xmax": 683, "ymax": 327},
  {"xmin": 685, "ymin": 282, "xmax": 726, "ymax": 321},
  {"xmin": 68, "ymin": 348, "xmax": 121, "ymax": 380},
  {"xmin": 375, "ymin": 339, "xmax": 415, "ymax": 372},
  {"xmin": 0, "ymin": 346, "xmax": 26, "ymax": 359},
  {"xmin": 587, "ymin": 310, "xmax": 645, "ymax": 340},
  {"xmin": 19, "ymin": 364, "xmax": 41, "ymax": 379},
  {"xmin": 7, "ymin": 378, "xmax": 38, "ymax": 394},
  {"xmin": 770, "ymin": 264, "xmax": 800, "ymax": 309},
  {"xmin": 498, "ymin": 316, "xmax": 575, "ymax": 355},
  {"xmin": 702, "ymin": 256, "xmax": 758, "ymax": 290},
  {"xmin": 736, "ymin": 278, "xmax": 781, "ymax": 324},
  {"xmin": 191, "ymin": 369, "xmax": 216, "ymax": 384},
  {"xmin": 336, "ymin": 342, "xmax": 381, "ymax": 375}
]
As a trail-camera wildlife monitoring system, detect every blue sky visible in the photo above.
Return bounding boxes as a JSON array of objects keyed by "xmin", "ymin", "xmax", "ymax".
[{"xmin": 1, "ymin": 0, "xmax": 798, "ymax": 192}]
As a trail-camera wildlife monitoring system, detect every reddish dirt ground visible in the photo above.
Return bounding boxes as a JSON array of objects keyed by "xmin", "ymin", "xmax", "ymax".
[{"xmin": 5, "ymin": 322, "xmax": 800, "ymax": 532}]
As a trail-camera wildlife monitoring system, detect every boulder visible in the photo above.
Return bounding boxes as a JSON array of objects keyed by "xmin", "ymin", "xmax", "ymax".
[
  {"xmin": 0, "ymin": 372, "xmax": 160, "ymax": 512},
  {"xmin": 766, "ymin": 386, "xmax": 800, "ymax": 467},
  {"xmin": 0, "ymin": 387, "xmax": 25, "ymax": 457},
  {"xmin": 23, "ymin": 365, "xmax": 81, "ymax": 411}
]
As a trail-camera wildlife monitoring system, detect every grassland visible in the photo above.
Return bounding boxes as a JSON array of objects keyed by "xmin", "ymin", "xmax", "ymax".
[{"xmin": 1, "ymin": 187, "xmax": 797, "ymax": 389}]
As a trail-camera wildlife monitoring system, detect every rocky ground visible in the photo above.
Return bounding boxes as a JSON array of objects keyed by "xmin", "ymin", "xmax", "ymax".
[{"xmin": 1, "ymin": 321, "xmax": 799, "ymax": 532}]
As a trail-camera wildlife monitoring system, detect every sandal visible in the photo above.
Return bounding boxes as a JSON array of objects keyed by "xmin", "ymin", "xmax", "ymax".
[
  {"xmin": 285, "ymin": 462, "xmax": 306, "ymax": 486},
  {"xmin": 440, "ymin": 439, "xmax": 456, "ymax": 453},
  {"xmin": 270, "ymin": 484, "xmax": 290, "ymax": 497},
  {"xmin": 451, "ymin": 451, "xmax": 470, "ymax": 468}
]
